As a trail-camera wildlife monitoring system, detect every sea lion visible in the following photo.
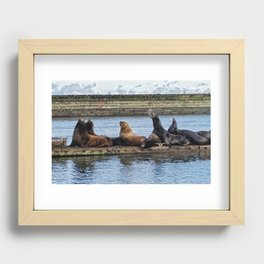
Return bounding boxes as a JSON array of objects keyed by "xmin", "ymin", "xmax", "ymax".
[
  {"xmin": 144, "ymin": 132, "xmax": 162, "ymax": 148},
  {"xmin": 119, "ymin": 121, "xmax": 147, "ymax": 146},
  {"xmin": 144, "ymin": 110, "xmax": 163, "ymax": 148},
  {"xmin": 68, "ymin": 118, "xmax": 89, "ymax": 147},
  {"xmin": 197, "ymin": 130, "xmax": 211, "ymax": 143},
  {"xmin": 168, "ymin": 118, "xmax": 210, "ymax": 145},
  {"xmin": 69, "ymin": 118, "xmax": 113, "ymax": 147},
  {"xmin": 147, "ymin": 110, "xmax": 189, "ymax": 146},
  {"xmin": 85, "ymin": 119, "xmax": 113, "ymax": 147}
]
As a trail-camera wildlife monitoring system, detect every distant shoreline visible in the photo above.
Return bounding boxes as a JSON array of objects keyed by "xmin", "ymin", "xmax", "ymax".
[{"xmin": 52, "ymin": 94, "xmax": 210, "ymax": 117}]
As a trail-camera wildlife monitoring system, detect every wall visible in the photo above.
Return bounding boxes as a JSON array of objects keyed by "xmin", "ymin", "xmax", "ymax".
[{"xmin": 0, "ymin": 1, "xmax": 262, "ymax": 264}]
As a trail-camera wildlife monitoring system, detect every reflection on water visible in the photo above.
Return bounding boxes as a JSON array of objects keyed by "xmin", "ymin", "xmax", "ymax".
[{"xmin": 52, "ymin": 154, "xmax": 210, "ymax": 184}]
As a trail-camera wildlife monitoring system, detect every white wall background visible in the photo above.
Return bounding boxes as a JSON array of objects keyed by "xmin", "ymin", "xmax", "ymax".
[{"xmin": 0, "ymin": 0, "xmax": 262, "ymax": 263}]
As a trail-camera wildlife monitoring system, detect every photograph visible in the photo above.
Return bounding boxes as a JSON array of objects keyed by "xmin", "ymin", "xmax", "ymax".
[{"xmin": 52, "ymin": 80, "xmax": 211, "ymax": 184}]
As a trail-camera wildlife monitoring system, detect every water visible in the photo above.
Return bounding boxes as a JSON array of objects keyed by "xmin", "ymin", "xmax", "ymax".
[{"xmin": 52, "ymin": 115, "xmax": 210, "ymax": 184}]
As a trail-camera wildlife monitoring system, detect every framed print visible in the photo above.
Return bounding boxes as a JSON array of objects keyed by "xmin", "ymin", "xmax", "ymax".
[{"xmin": 18, "ymin": 39, "xmax": 244, "ymax": 225}]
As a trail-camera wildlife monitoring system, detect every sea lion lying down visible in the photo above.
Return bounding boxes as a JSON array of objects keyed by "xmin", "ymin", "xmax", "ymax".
[
  {"xmin": 197, "ymin": 130, "xmax": 211, "ymax": 143},
  {"xmin": 168, "ymin": 118, "xmax": 210, "ymax": 145},
  {"xmin": 119, "ymin": 121, "xmax": 147, "ymax": 147},
  {"xmin": 68, "ymin": 118, "xmax": 113, "ymax": 147},
  {"xmin": 145, "ymin": 110, "xmax": 189, "ymax": 147}
]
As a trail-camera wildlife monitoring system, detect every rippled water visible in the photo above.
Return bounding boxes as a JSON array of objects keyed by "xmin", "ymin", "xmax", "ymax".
[{"xmin": 52, "ymin": 115, "xmax": 211, "ymax": 184}]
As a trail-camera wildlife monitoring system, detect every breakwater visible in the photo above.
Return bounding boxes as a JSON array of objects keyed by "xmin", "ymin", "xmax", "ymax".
[{"xmin": 52, "ymin": 94, "xmax": 210, "ymax": 117}]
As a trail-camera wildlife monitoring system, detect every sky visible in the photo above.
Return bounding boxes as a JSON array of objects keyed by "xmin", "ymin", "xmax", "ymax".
[{"xmin": 52, "ymin": 80, "xmax": 211, "ymax": 95}]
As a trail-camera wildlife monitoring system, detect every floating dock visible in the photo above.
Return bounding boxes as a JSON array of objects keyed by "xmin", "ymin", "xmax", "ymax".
[{"xmin": 52, "ymin": 145, "xmax": 210, "ymax": 158}]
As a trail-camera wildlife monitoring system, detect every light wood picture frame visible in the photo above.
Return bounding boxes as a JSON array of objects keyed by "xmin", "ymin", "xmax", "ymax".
[{"xmin": 18, "ymin": 39, "xmax": 244, "ymax": 226}]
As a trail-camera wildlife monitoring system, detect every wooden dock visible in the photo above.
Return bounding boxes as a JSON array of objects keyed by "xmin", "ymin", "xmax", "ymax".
[{"xmin": 52, "ymin": 145, "xmax": 210, "ymax": 158}]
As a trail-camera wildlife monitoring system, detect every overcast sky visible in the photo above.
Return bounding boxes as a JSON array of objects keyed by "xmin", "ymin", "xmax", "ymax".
[{"xmin": 52, "ymin": 80, "xmax": 211, "ymax": 95}]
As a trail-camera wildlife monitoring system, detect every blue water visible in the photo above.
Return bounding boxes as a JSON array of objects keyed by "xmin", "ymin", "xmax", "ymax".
[{"xmin": 52, "ymin": 115, "xmax": 211, "ymax": 184}]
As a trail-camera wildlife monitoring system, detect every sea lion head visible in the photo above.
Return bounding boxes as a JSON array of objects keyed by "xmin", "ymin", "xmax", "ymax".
[
  {"xmin": 167, "ymin": 118, "xmax": 178, "ymax": 134},
  {"xmin": 148, "ymin": 109, "xmax": 160, "ymax": 127},
  {"xmin": 171, "ymin": 118, "xmax": 178, "ymax": 130},
  {"xmin": 76, "ymin": 118, "xmax": 86, "ymax": 129},
  {"xmin": 86, "ymin": 119, "xmax": 94, "ymax": 131},
  {"xmin": 119, "ymin": 121, "xmax": 130, "ymax": 129},
  {"xmin": 78, "ymin": 117, "xmax": 86, "ymax": 123},
  {"xmin": 148, "ymin": 109, "xmax": 157, "ymax": 118}
]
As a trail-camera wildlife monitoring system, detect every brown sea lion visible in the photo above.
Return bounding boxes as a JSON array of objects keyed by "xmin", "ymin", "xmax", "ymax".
[
  {"xmin": 119, "ymin": 121, "xmax": 147, "ymax": 146},
  {"xmin": 85, "ymin": 119, "xmax": 113, "ymax": 146},
  {"xmin": 68, "ymin": 118, "xmax": 89, "ymax": 147},
  {"xmin": 148, "ymin": 110, "xmax": 189, "ymax": 146},
  {"xmin": 168, "ymin": 118, "xmax": 209, "ymax": 145}
]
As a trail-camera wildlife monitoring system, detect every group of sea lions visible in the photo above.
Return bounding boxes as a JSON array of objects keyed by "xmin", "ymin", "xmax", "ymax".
[
  {"xmin": 68, "ymin": 109, "xmax": 210, "ymax": 148},
  {"xmin": 69, "ymin": 119, "xmax": 113, "ymax": 147}
]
